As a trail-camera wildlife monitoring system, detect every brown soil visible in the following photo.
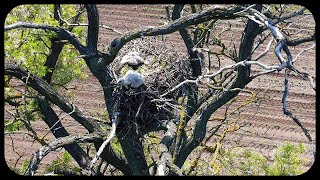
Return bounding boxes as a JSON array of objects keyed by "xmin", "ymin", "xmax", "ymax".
[{"xmin": 4, "ymin": 4, "xmax": 316, "ymax": 175}]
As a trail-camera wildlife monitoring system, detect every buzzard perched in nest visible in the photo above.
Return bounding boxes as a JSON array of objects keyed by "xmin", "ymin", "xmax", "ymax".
[
  {"xmin": 117, "ymin": 70, "xmax": 145, "ymax": 89},
  {"xmin": 120, "ymin": 51, "xmax": 149, "ymax": 70}
]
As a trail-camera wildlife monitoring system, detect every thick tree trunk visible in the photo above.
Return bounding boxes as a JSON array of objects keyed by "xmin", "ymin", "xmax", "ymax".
[{"xmin": 117, "ymin": 128, "xmax": 149, "ymax": 175}]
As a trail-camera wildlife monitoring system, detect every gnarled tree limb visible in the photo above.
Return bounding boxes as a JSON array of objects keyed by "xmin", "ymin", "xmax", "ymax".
[
  {"xmin": 105, "ymin": 5, "xmax": 246, "ymax": 65},
  {"xmin": 5, "ymin": 22, "xmax": 88, "ymax": 54},
  {"xmin": 24, "ymin": 133, "xmax": 102, "ymax": 176},
  {"xmin": 4, "ymin": 63, "xmax": 101, "ymax": 133}
]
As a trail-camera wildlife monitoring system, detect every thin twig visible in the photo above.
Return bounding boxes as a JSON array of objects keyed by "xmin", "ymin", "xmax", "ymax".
[
  {"xmin": 292, "ymin": 43, "xmax": 315, "ymax": 63},
  {"xmin": 40, "ymin": 104, "xmax": 76, "ymax": 140},
  {"xmin": 160, "ymin": 60, "xmax": 283, "ymax": 98},
  {"xmin": 66, "ymin": 23, "xmax": 123, "ymax": 35},
  {"xmin": 253, "ymin": 36, "xmax": 274, "ymax": 61}
]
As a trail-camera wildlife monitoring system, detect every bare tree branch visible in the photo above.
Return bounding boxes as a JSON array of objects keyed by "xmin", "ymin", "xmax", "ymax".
[
  {"xmin": 63, "ymin": 23, "xmax": 123, "ymax": 35},
  {"xmin": 286, "ymin": 34, "xmax": 315, "ymax": 46},
  {"xmin": 174, "ymin": 4, "xmax": 263, "ymax": 167},
  {"xmin": 253, "ymin": 36, "xmax": 274, "ymax": 61},
  {"xmin": 5, "ymin": 22, "xmax": 88, "ymax": 54},
  {"xmin": 172, "ymin": 4, "xmax": 202, "ymax": 77},
  {"xmin": 289, "ymin": 66, "xmax": 316, "ymax": 90},
  {"xmin": 4, "ymin": 21, "xmax": 59, "ymax": 32},
  {"xmin": 4, "ymin": 63, "xmax": 102, "ymax": 133},
  {"xmin": 273, "ymin": 7, "xmax": 306, "ymax": 24},
  {"xmin": 282, "ymin": 71, "xmax": 312, "ymax": 141},
  {"xmin": 239, "ymin": 5, "xmax": 315, "ymax": 141},
  {"xmin": 160, "ymin": 60, "xmax": 282, "ymax": 98},
  {"xmin": 292, "ymin": 43, "xmax": 315, "ymax": 63},
  {"xmin": 37, "ymin": 97, "xmax": 92, "ymax": 171},
  {"xmin": 105, "ymin": 5, "xmax": 245, "ymax": 65},
  {"xmin": 24, "ymin": 133, "xmax": 102, "ymax": 176},
  {"xmin": 89, "ymin": 99, "xmax": 120, "ymax": 171}
]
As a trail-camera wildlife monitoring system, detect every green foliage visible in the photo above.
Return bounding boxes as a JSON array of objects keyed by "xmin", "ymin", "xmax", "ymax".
[
  {"xmin": 45, "ymin": 151, "xmax": 81, "ymax": 174},
  {"xmin": 20, "ymin": 159, "xmax": 30, "ymax": 175},
  {"xmin": 185, "ymin": 142, "xmax": 309, "ymax": 175},
  {"xmin": 4, "ymin": 4, "xmax": 88, "ymax": 134},
  {"xmin": 216, "ymin": 141, "xmax": 308, "ymax": 176},
  {"xmin": 4, "ymin": 86, "xmax": 16, "ymax": 100},
  {"xmin": 5, "ymin": 97, "xmax": 41, "ymax": 132},
  {"xmin": 220, "ymin": 147, "xmax": 268, "ymax": 175},
  {"xmin": 5, "ymin": 4, "xmax": 87, "ymax": 84},
  {"xmin": 12, "ymin": 159, "xmax": 30, "ymax": 175},
  {"xmin": 20, "ymin": 98, "xmax": 39, "ymax": 120},
  {"xmin": 51, "ymin": 44, "xmax": 87, "ymax": 86},
  {"xmin": 264, "ymin": 142, "xmax": 307, "ymax": 175},
  {"xmin": 5, "ymin": 5, "xmax": 57, "ymax": 77},
  {"xmin": 5, "ymin": 120, "xmax": 25, "ymax": 132}
]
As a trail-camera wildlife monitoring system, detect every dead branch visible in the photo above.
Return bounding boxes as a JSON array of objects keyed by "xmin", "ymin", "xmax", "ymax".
[
  {"xmin": 40, "ymin": 104, "xmax": 76, "ymax": 141},
  {"xmin": 239, "ymin": 6, "xmax": 315, "ymax": 141},
  {"xmin": 273, "ymin": 7, "xmax": 306, "ymax": 24},
  {"xmin": 292, "ymin": 43, "xmax": 315, "ymax": 63},
  {"xmin": 89, "ymin": 99, "xmax": 120, "ymax": 172},
  {"xmin": 160, "ymin": 60, "xmax": 283, "ymax": 98},
  {"xmin": 282, "ymin": 71, "xmax": 312, "ymax": 141},
  {"xmin": 253, "ymin": 36, "xmax": 274, "ymax": 61}
]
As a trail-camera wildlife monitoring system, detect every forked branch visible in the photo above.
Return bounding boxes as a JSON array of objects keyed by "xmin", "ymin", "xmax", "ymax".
[{"xmin": 24, "ymin": 133, "xmax": 102, "ymax": 176}]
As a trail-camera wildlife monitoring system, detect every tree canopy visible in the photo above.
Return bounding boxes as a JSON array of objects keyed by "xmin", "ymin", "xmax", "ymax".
[{"xmin": 4, "ymin": 4, "xmax": 315, "ymax": 176}]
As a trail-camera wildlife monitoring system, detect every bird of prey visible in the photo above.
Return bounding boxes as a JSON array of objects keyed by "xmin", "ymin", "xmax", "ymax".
[
  {"xmin": 120, "ymin": 51, "xmax": 149, "ymax": 70},
  {"xmin": 117, "ymin": 70, "xmax": 145, "ymax": 88}
]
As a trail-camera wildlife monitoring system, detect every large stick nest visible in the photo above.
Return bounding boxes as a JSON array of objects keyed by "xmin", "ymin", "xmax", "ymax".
[{"xmin": 109, "ymin": 36, "xmax": 193, "ymax": 132}]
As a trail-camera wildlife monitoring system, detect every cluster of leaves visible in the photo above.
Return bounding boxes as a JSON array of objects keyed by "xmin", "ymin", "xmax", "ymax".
[
  {"xmin": 5, "ymin": 92, "xmax": 41, "ymax": 132},
  {"xmin": 45, "ymin": 151, "xmax": 82, "ymax": 175},
  {"xmin": 186, "ymin": 141, "xmax": 309, "ymax": 176},
  {"xmin": 5, "ymin": 4, "xmax": 87, "ymax": 85},
  {"xmin": 4, "ymin": 4, "xmax": 88, "ymax": 132},
  {"xmin": 12, "ymin": 159, "xmax": 30, "ymax": 175},
  {"xmin": 5, "ymin": 5, "xmax": 57, "ymax": 77},
  {"xmin": 266, "ymin": 142, "xmax": 308, "ymax": 175}
]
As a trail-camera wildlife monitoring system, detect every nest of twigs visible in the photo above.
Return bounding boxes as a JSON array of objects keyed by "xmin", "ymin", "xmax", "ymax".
[{"xmin": 109, "ymin": 36, "xmax": 194, "ymax": 132}]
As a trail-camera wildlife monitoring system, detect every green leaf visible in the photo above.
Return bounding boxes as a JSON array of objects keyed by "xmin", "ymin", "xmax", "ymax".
[{"xmin": 5, "ymin": 120, "xmax": 25, "ymax": 132}]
